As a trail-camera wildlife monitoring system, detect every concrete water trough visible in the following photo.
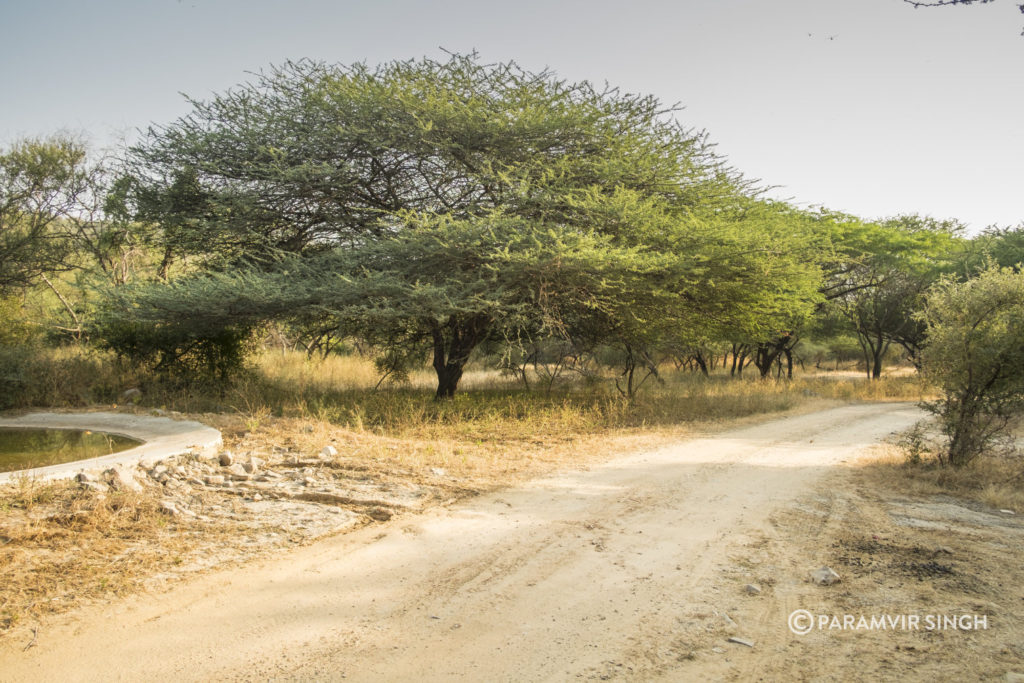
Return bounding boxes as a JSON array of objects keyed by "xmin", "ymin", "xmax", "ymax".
[{"xmin": 0, "ymin": 412, "xmax": 222, "ymax": 484}]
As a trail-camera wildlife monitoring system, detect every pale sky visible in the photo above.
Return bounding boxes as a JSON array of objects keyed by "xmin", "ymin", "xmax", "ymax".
[{"xmin": 1, "ymin": 0, "xmax": 1021, "ymax": 231}]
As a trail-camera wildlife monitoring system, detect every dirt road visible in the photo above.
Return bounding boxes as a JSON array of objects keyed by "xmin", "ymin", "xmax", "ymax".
[{"xmin": 0, "ymin": 403, "xmax": 924, "ymax": 681}]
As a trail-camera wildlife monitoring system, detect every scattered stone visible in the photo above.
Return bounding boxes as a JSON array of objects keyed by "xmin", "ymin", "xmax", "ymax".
[
  {"xmin": 811, "ymin": 566, "xmax": 841, "ymax": 586},
  {"xmin": 120, "ymin": 388, "xmax": 142, "ymax": 403},
  {"xmin": 720, "ymin": 612, "xmax": 737, "ymax": 629},
  {"xmin": 1004, "ymin": 672, "xmax": 1024, "ymax": 683},
  {"xmin": 430, "ymin": 467, "xmax": 447, "ymax": 477},
  {"xmin": 219, "ymin": 451, "xmax": 234, "ymax": 467},
  {"xmin": 252, "ymin": 493, "xmax": 263, "ymax": 502},
  {"xmin": 934, "ymin": 546, "xmax": 954, "ymax": 556},
  {"xmin": 187, "ymin": 477, "xmax": 205, "ymax": 487},
  {"xmin": 226, "ymin": 463, "xmax": 248, "ymax": 478},
  {"xmin": 744, "ymin": 583, "xmax": 762, "ymax": 595},
  {"xmin": 367, "ymin": 508, "xmax": 392, "ymax": 521},
  {"xmin": 303, "ymin": 477, "xmax": 317, "ymax": 487},
  {"xmin": 163, "ymin": 478, "xmax": 190, "ymax": 494},
  {"xmin": 727, "ymin": 637, "xmax": 755, "ymax": 648},
  {"xmin": 302, "ymin": 425, "xmax": 315, "ymax": 433},
  {"xmin": 320, "ymin": 445, "xmax": 338, "ymax": 459},
  {"xmin": 104, "ymin": 465, "xmax": 143, "ymax": 493},
  {"xmin": 204, "ymin": 475, "xmax": 226, "ymax": 486},
  {"xmin": 711, "ymin": 647, "xmax": 726, "ymax": 654},
  {"xmin": 159, "ymin": 501, "xmax": 179, "ymax": 517},
  {"xmin": 999, "ymin": 509, "xmax": 1016, "ymax": 515},
  {"xmin": 243, "ymin": 457, "xmax": 262, "ymax": 474}
]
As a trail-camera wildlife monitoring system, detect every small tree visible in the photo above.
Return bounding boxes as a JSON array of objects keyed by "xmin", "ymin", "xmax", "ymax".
[
  {"xmin": 0, "ymin": 137, "xmax": 89, "ymax": 293},
  {"xmin": 918, "ymin": 266, "xmax": 1024, "ymax": 466}
]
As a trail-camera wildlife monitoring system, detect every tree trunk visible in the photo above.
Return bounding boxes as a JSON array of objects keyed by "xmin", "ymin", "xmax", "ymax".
[
  {"xmin": 693, "ymin": 349, "xmax": 710, "ymax": 377},
  {"xmin": 755, "ymin": 334, "xmax": 798, "ymax": 380},
  {"xmin": 871, "ymin": 347, "xmax": 884, "ymax": 379},
  {"xmin": 431, "ymin": 315, "xmax": 490, "ymax": 399}
]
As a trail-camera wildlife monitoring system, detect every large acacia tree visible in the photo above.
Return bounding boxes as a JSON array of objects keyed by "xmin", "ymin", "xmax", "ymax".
[
  {"xmin": 129, "ymin": 54, "xmax": 745, "ymax": 263},
  {"xmin": 109, "ymin": 54, "xmax": 821, "ymax": 396}
]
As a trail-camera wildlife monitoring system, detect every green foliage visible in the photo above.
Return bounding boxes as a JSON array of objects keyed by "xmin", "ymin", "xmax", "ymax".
[
  {"xmin": 0, "ymin": 346, "xmax": 127, "ymax": 410},
  {"xmin": 129, "ymin": 53, "xmax": 746, "ymax": 264},
  {"xmin": 95, "ymin": 310, "xmax": 256, "ymax": 386},
  {"xmin": 970, "ymin": 225, "xmax": 1024, "ymax": 273},
  {"xmin": 0, "ymin": 136, "xmax": 88, "ymax": 292},
  {"xmin": 111, "ymin": 53, "xmax": 826, "ymax": 396},
  {"xmin": 0, "ymin": 296, "xmax": 39, "ymax": 346},
  {"xmin": 918, "ymin": 266, "xmax": 1024, "ymax": 466},
  {"xmin": 825, "ymin": 214, "xmax": 966, "ymax": 377}
]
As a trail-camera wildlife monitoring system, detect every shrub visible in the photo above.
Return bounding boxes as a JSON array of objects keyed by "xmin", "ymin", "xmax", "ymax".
[{"xmin": 918, "ymin": 266, "xmax": 1024, "ymax": 467}]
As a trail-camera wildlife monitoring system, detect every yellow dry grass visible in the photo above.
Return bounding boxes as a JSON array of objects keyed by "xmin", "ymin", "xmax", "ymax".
[
  {"xmin": 859, "ymin": 442, "xmax": 1024, "ymax": 513},
  {"xmin": 1, "ymin": 350, "xmax": 935, "ymax": 636}
]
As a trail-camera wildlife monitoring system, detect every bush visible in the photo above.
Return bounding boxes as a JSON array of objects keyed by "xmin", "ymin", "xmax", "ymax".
[
  {"xmin": 0, "ymin": 346, "xmax": 124, "ymax": 409},
  {"xmin": 94, "ymin": 316, "xmax": 255, "ymax": 387},
  {"xmin": 918, "ymin": 267, "xmax": 1024, "ymax": 467}
]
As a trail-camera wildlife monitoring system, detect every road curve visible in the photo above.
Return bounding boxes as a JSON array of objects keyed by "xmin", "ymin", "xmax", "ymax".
[{"xmin": 0, "ymin": 402, "xmax": 924, "ymax": 682}]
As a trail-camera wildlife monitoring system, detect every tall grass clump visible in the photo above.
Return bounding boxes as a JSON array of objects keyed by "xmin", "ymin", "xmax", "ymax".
[
  {"xmin": 0, "ymin": 346, "xmax": 136, "ymax": 410},
  {"xmin": 205, "ymin": 352, "xmax": 929, "ymax": 441}
]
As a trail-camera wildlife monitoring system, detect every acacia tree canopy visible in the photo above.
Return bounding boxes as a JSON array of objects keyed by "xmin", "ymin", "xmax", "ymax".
[
  {"xmin": 129, "ymin": 53, "xmax": 746, "ymax": 264},
  {"xmin": 110, "ymin": 54, "xmax": 822, "ymax": 397},
  {"xmin": 0, "ymin": 137, "xmax": 90, "ymax": 292},
  {"xmin": 919, "ymin": 266, "xmax": 1024, "ymax": 466}
]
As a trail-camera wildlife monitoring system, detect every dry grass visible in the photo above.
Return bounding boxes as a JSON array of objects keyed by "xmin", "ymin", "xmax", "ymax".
[
  {"xmin": 0, "ymin": 350, "xmax": 934, "ymax": 636},
  {"xmin": 860, "ymin": 442, "xmax": 1024, "ymax": 513},
  {"xmin": 0, "ymin": 478, "xmax": 177, "ymax": 631},
  {"xmin": 193, "ymin": 353, "xmax": 929, "ymax": 488}
]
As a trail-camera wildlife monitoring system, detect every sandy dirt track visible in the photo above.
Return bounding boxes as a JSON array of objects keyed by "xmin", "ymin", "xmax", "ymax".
[{"xmin": 0, "ymin": 403, "xmax": 924, "ymax": 682}]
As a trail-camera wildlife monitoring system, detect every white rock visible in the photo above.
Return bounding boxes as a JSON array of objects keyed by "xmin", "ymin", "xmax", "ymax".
[
  {"xmin": 811, "ymin": 566, "xmax": 841, "ymax": 586},
  {"xmin": 219, "ymin": 451, "xmax": 234, "ymax": 466},
  {"xmin": 999, "ymin": 509, "xmax": 1015, "ymax": 515},
  {"xmin": 120, "ymin": 388, "xmax": 142, "ymax": 402},
  {"xmin": 727, "ymin": 637, "xmax": 755, "ymax": 648},
  {"xmin": 744, "ymin": 583, "xmax": 762, "ymax": 595},
  {"xmin": 243, "ymin": 457, "xmax": 262, "ymax": 474},
  {"xmin": 204, "ymin": 474, "xmax": 226, "ymax": 486},
  {"xmin": 104, "ymin": 465, "xmax": 143, "ymax": 493},
  {"xmin": 430, "ymin": 467, "xmax": 447, "ymax": 477},
  {"xmin": 159, "ymin": 501, "xmax": 178, "ymax": 517},
  {"xmin": 320, "ymin": 445, "xmax": 338, "ymax": 459},
  {"xmin": 226, "ymin": 463, "xmax": 248, "ymax": 477}
]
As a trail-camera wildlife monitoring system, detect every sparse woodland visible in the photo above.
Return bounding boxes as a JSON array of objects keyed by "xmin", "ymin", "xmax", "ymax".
[{"xmin": 2, "ymin": 53, "xmax": 1024, "ymax": 466}]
